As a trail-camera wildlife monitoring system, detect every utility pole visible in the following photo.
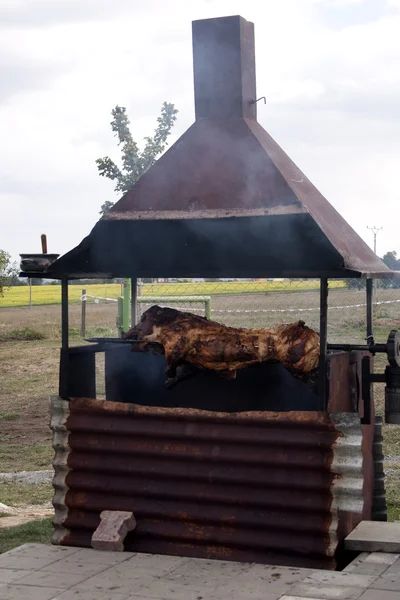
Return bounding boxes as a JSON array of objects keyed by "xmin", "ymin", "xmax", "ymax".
[
  {"xmin": 367, "ymin": 226, "xmax": 383, "ymax": 294},
  {"xmin": 367, "ymin": 226, "xmax": 383, "ymax": 255}
]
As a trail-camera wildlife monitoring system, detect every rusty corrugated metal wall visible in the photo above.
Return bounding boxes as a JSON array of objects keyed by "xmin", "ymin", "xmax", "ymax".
[{"xmin": 51, "ymin": 397, "xmax": 365, "ymax": 570}]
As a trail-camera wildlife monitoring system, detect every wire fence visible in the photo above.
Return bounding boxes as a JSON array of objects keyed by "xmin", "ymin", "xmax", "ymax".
[{"xmin": 79, "ymin": 278, "xmax": 400, "ymax": 343}]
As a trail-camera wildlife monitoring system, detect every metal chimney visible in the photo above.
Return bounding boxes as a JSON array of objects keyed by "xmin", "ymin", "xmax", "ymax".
[{"xmin": 192, "ymin": 16, "xmax": 257, "ymax": 120}]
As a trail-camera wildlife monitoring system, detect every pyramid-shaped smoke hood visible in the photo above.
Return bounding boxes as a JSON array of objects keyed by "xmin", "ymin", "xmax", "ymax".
[{"xmin": 50, "ymin": 15, "xmax": 390, "ymax": 279}]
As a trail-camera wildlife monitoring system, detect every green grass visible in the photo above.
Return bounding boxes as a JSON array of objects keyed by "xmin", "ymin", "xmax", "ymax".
[
  {"xmin": 0, "ymin": 328, "xmax": 46, "ymax": 342},
  {"xmin": 0, "ymin": 411, "xmax": 20, "ymax": 422},
  {"xmin": 0, "ymin": 279, "xmax": 348, "ymax": 308},
  {"xmin": 0, "ymin": 483, "xmax": 53, "ymax": 507},
  {"xmin": 0, "ymin": 445, "xmax": 53, "ymax": 472},
  {"xmin": 386, "ymin": 482, "xmax": 400, "ymax": 521},
  {"xmin": 0, "ymin": 519, "xmax": 53, "ymax": 554}
]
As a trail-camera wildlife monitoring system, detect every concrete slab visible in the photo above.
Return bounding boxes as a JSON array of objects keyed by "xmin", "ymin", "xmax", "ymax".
[
  {"xmin": 14, "ymin": 569, "xmax": 95, "ymax": 589},
  {"xmin": 67, "ymin": 548, "xmax": 135, "ymax": 565},
  {"xmin": 53, "ymin": 592, "xmax": 130, "ymax": 600},
  {"xmin": 71, "ymin": 570, "xmax": 156, "ymax": 596},
  {"xmin": 345, "ymin": 521, "xmax": 400, "ymax": 553},
  {"xmin": 40, "ymin": 556, "xmax": 111, "ymax": 577},
  {"xmin": 364, "ymin": 552, "xmax": 400, "ymax": 565},
  {"xmin": 383, "ymin": 557, "xmax": 400, "ymax": 575},
  {"xmin": 1, "ymin": 544, "xmax": 400, "ymax": 600},
  {"xmin": 359, "ymin": 591, "xmax": 400, "ymax": 600},
  {"xmin": 281, "ymin": 597, "xmax": 329, "ymax": 600},
  {"xmin": 0, "ymin": 555, "xmax": 62, "ymax": 571},
  {"xmin": 0, "ymin": 571, "xmax": 32, "ymax": 585},
  {"xmin": 343, "ymin": 553, "xmax": 370, "ymax": 572},
  {"xmin": 301, "ymin": 571, "xmax": 377, "ymax": 588},
  {"xmin": 369, "ymin": 573, "xmax": 400, "ymax": 591},
  {"xmin": 342, "ymin": 562, "xmax": 388, "ymax": 576},
  {"xmin": 0, "ymin": 584, "xmax": 65, "ymax": 600},
  {"xmin": 1, "ymin": 545, "xmax": 80, "ymax": 560},
  {"xmin": 286, "ymin": 583, "xmax": 365, "ymax": 599}
]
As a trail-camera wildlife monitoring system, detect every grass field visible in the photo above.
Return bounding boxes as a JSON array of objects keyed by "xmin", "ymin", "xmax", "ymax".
[{"xmin": 0, "ymin": 279, "xmax": 348, "ymax": 308}]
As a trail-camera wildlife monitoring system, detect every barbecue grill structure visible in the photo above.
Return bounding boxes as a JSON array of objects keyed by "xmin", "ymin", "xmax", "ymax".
[{"xmin": 21, "ymin": 15, "xmax": 397, "ymax": 569}]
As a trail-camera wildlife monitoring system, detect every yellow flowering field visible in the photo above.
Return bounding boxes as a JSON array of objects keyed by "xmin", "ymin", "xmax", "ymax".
[{"xmin": 0, "ymin": 279, "xmax": 347, "ymax": 308}]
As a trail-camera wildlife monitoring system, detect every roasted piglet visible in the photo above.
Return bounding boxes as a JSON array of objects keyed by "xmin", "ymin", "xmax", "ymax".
[{"xmin": 124, "ymin": 305, "xmax": 320, "ymax": 380}]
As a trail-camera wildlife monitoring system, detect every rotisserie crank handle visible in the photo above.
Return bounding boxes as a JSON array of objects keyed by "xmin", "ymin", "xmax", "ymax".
[{"xmin": 328, "ymin": 330, "xmax": 400, "ymax": 367}]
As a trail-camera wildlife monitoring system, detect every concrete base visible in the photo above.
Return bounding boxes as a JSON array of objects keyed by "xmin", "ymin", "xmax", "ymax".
[{"xmin": 346, "ymin": 521, "xmax": 400, "ymax": 553}]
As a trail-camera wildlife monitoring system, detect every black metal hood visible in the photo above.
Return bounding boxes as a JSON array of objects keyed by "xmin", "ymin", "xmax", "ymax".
[{"xmin": 46, "ymin": 15, "xmax": 390, "ymax": 280}]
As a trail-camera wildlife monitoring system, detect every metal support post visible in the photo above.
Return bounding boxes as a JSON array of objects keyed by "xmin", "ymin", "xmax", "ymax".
[
  {"xmin": 131, "ymin": 277, "xmax": 138, "ymax": 326},
  {"xmin": 122, "ymin": 280, "xmax": 130, "ymax": 333},
  {"xmin": 366, "ymin": 278, "xmax": 374, "ymax": 345},
  {"xmin": 81, "ymin": 288, "xmax": 87, "ymax": 338},
  {"xmin": 319, "ymin": 278, "xmax": 329, "ymax": 411},
  {"xmin": 61, "ymin": 278, "xmax": 69, "ymax": 350}
]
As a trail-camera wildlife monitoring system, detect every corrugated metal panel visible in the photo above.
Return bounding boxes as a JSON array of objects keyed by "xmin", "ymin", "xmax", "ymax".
[
  {"xmin": 371, "ymin": 416, "xmax": 387, "ymax": 521},
  {"xmin": 50, "ymin": 397, "xmax": 365, "ymax": 570},
  {"xmin": 50, "ymin": 396, "xmax": 70, "ymax": 545}
]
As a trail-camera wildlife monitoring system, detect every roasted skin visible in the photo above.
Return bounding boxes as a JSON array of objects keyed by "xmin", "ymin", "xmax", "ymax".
[{"xmin": 124, "ymin": 305, "xmax": 320, "ymax": 379}]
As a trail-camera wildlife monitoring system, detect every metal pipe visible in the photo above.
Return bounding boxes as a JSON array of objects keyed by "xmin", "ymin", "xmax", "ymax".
[
  {"xmin": 366, "ymin": 278, "xmax": 373, "ymax": 344},
  {"xmin": 123, "ymin": 280, "xmax": 130, "ymax": 333},
  {"xmin": 61, "ymin": 278, "xmax": 69, "ymax": 350},
  {"xmin": 369, "ymin": 373, "xmax": 386, "ymax": 383},
  {"xmin": 319, "ymin": 278, "xmax": 329, "ymax": 411},
  {"xmin": 328, "ymin": 343, "xmax": 386, "ymax": 353},
  {"xmin": 131, "ymin": 277, "xmax": 138, "ymax": 326},
  {"xmin": 80, "ymin": 288, "xmax": 87, "ymax": 338},
  {"xmin": 117, "ymin": 296, "xmax": 124, "ymax": 337},
  {"xmin": 41, "ymin": 234, "xmax": 47, "ymax": 254}
]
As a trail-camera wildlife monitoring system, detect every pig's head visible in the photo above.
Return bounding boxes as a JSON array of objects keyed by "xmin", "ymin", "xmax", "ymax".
[{"xmin": 123, "ymin": 305, "xmax": 181, "ymax": 340}]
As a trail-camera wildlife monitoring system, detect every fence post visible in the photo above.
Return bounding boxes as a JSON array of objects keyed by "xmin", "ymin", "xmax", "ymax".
[
  {"xmin": 80, "ymin": 289, "xmax": 86, "ymax": 337},
  {"xmin": 117, "ymin": 296, "xmax": 124, "ymax": 337},
  {"xmin": 205, "ymin": 297, "xmax": 211, "ymax": 320}
]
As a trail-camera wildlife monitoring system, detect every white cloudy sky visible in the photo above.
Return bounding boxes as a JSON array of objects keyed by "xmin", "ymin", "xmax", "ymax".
[{"xmin": 1, "ymin": 0, "xmax": 399, "ymax": 265}]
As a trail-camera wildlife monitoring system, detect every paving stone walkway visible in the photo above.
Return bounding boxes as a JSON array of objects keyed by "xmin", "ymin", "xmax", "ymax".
[{"xmin": 0, "ymin": 544, "xmax": 400, "ymax": 599}]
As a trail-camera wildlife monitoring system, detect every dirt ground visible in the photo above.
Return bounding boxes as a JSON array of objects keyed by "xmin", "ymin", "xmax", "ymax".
[{"xmin": 0, "ymin": 303, "xmax": 115, "ymax": 451}]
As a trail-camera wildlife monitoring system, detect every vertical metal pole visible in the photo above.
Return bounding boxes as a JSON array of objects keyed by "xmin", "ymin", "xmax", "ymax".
[
  {"xmin": 319, "ymin": 278, "xmax": 329, "ymax": 411},
  {"xmin": 80, "ymin": 288, "xmax": 87, "ymax": 338},
  {"xmin": 122, "ymin": 280, "xmax": 130, "ymax": 332},
  {"xmin": 29, "ymin": 278, "xmax": 32, "ymax": 310},
  {"xmin": 117, "ymin": 296, "xmax": 123, "ymax": 337},
  {"xmin": 131, "ymin": 277, "xmax": 137, "ymax": 326},
  {"xmin": 61, "ymin": 279, "xmax": 69, "ymax": 350},
  {"xmin": 366, "ymin": 278, "xmax": 373, "ymax": 344}
]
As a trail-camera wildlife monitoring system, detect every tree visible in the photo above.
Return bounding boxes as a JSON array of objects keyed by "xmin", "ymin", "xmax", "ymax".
[
  {"xmin": 381, "ymin": 250, "xmax": 400, "ymax": 288},
  {"xmin": 0, "ymin": 250, "xmax": 18, "ymax": 296},
  {"xmin": 382, "ymin": 251, "xmax": 400, "ymax": 270},
  {"xmin": 96, "ymin": 103, "xmax": 178, "ymax": 215}
]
